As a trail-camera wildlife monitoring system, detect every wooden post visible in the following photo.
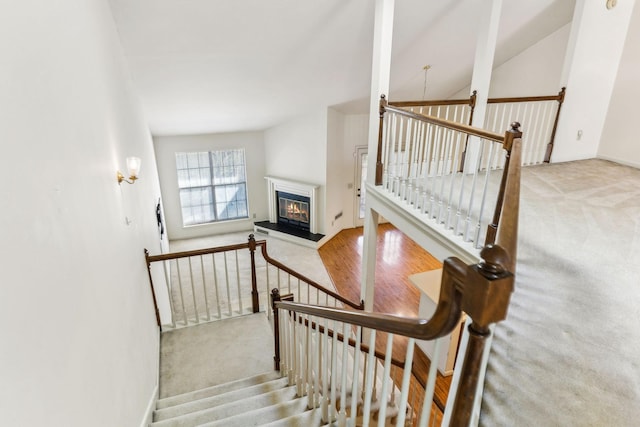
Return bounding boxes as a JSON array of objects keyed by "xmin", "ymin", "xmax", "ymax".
[
  {"xmin": 375, "ymin": 95, "xmax": 387, "ymax": 186},
  {"xmin": 459, "ymin": 90, "xmax": 478, "ymax": 172},
  {"xmin": 450, "ymin": 245, "xmax": 514, "ymax": 425},
  {"xmin": 144, "ymin": 249, "xmax": 162, "ymax": 330},
  {"xmin": 543, "ymin": 87, "xmax": 566, "ymax": 163},
  {"xmin": 485, "ymin": 122, "xmax": 522, "ymax": 246},
  {"xmin": 271, "ymin": 288, "xmax": 282, "ymax": 371},
  {"xmin": 248, "ymin": 234, "xmax": 259, "ymax": 313},
  {"xmin": 451, "ymin": 132, "xmax": 521, "ymax": 425}
]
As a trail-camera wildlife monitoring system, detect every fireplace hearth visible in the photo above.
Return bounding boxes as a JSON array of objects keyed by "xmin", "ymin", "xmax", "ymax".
[{"xmin": 254, "ymin": 176, "xmax": 325, "ymax": 248}]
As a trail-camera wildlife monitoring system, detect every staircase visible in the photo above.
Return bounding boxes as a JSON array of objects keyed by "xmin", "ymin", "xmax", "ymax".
[
  {"xmin": 151, "ymin": 370, "xmax": 407, "ymax": 427},
  {"xmin": 150, "ymin": 371, "xmax": 324, "ymax": 427}
]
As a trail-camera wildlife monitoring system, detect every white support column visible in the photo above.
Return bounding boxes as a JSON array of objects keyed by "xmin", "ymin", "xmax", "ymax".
[
  {"xmin": 464, "ymin": 0, "xmax": 503, "ymax": 173},
  {"xmin": 361, "ymin": 207, "xmax": 379, "ymax": 310},
  {"xmin": 445, "ymin": 2, "xmax": 503, "ymax": 426},
  {"xmin": 361, "ymin": 0, "xmax": 395, "ymax": 311}
]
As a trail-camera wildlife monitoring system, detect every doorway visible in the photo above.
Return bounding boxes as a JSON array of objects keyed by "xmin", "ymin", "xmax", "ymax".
[{"xmin": 354, "ymin": 146, "xmax": 368, "ymax": 227}]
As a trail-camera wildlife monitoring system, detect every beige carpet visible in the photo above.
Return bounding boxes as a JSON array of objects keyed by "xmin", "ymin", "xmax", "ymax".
[
  {"xmin": 164, "ymin": 231, "xmax": 337, "ymax": 327},
  {"xmin": 480, "ymin": 159, "xmax": 640, "ymax": 425},
  {"xmin": 159, "ymin": 313, "xmax": 274, "ymax": 398},
  {"xmin": 160, "ymin": 232, "xmax": 337, "ymax": 398}
]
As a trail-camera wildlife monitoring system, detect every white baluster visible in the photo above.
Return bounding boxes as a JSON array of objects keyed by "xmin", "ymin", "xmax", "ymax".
[
  {"xmin": 199, "ymin": 256, "xmax": 211, "ymax": 321},
  {"xmin": 361, "ymin": 330, "xmax": 377, "ymax": 427},
  {"xmin": 396, "ymin": 338, "xmax": 415, "ymax": 426},
  {"xmin": 376, "ymin": 334, "xmax": 394, "ymax": 427}
]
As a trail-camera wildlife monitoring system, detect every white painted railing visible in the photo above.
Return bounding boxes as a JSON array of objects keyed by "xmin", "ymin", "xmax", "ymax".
[
  {"xmin": 271, "ymin": 296, "xmax": 450, "ymax": 427},
  {"xmin": 484, "ymin": 90, "xmax": 565, "ymax": 165},
  {"xmin": 272, "ymin": 127, "xmax": 522, "ymax": 426},
  {"xmin": 145, "ymin": 236, "xmax": 362, "ymax": 329},
  {"xmin": 376, "ymin": 99, "xmax": 512, "ymax": 249},
  {"xmin": 388, "ymin": 87, "xmax": 565, "ymax": 167}
]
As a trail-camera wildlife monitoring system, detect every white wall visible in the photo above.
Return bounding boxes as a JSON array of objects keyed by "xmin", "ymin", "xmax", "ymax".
[
  {"xmin": 264, "ymin": 109, "xmax": 328, "ymax": 232},
  {"xmin": 552, "ymin": 0, "xmax": 636, "ymax": 163},
  {"xmin": 598, "ymin": 1, "xmax": 640, "ymax": 167},
  {"xmin": 0, "ymin": 1, "xmax": 162, "ymax": 426},
  {"xmin": 153, "ymin": 132, "xmax": 267, "ymax": 240},
  {"xmin": 453, "ymin": 23, "xmax": 570, "ymax": 99},
  {"xmin": 342, "ymin": 114, "xmax": 370, "ymax": 228},
  {"xmin": 324, "ymin": 108, "xmax": 346, "ymax": 239}
]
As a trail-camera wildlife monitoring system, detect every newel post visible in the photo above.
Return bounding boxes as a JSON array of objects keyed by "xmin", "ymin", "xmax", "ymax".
[
  {"xmin": 248, "ymin": 234, "xmax": 259, "ymax": 313},
  {"xmin": 375, "ymin": 94, "xmax": 387, "ymax": 186},
  {"xmin": 450, "ymin": 245, "xmax": 514, "ymax": 425},
  {"xmin": 485, "ymin": 122, "xmax": 522, "ymax": 246},
  {"xmin": 544, "ymin": 86, "xmax": 566, "ymax": 163},
  {"xmin": 271, "ymin": 288, "xmax": 282, "ymax": 371},
  {"xmin": 144, "ymin": 249, "xmax": 162, "ymax": 330}
]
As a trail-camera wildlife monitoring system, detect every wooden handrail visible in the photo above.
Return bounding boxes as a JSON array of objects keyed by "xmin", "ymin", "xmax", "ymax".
[
  {"xmin": 275, "ymin": 252, "xmax": 467, "ymax": 341},
  {"xmin": 145, "ymin": 241, "xmax": 252, "ymax": 263},
  {"xmin": 271, "ymin": 289, "xmax": 447, "ymax": 412},
  {"xmin": 277, "ymin": 123, "xmax": 522, "ymax": 424},
  {"xmin": 256, "ymin": 235, "xmax": 364, "ymax": 310},
  {"xmin": 145, "ymin": 234, "xmax": 361, "ymax": 324},
  {"xmin": 382, "ymin": 98, "xmax": 505, "ymax": 144}
]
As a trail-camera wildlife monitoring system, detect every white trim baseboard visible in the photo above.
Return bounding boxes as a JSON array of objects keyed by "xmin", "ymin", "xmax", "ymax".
[{"xmin": 596, "ymin": 154, "xmax": 640, "ymax": 169}]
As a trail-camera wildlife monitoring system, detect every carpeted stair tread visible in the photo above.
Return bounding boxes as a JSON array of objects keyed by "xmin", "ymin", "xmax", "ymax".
[
  {"xmin": 150, "ymin": 385, "xmax": 297, "ymax": 427},
  {"xmin": 260, "ymin": 407, "xmax": 323, "ymax": 427},
  {"xmin": 156, "ymin": 371, "xmax": 281, "ymax": 409},
  {"xmin": 153, "ymin": 377, "xmax": 290, "ymax": 421},
  {"xmin": 196, "ymin": 396, "xmax": 310, "ymax": 427}
]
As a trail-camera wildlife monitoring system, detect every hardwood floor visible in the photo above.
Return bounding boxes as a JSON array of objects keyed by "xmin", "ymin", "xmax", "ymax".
[{"xmin": 318, "ymin": 223, "xmax": 452, "ymax": 424}]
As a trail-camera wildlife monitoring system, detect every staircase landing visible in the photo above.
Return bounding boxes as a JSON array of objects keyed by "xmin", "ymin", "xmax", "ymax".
[{"xmin": 159, "ymin": 312, "xmax": 274, "ymax": 398}]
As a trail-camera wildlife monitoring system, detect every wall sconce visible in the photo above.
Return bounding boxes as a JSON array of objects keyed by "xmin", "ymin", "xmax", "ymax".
[{"xmin": 117, "ymin": 157, "xmax": 141, "ymax": 185}]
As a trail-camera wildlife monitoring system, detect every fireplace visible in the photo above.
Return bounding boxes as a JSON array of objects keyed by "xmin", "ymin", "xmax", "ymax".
[
  {"xmin": 254, "ymin": 176, "xmax": 324, "ymax": 248},
  {"xmin": 277, "ymin": 191, "xmax": 310, "ymax": 231}
]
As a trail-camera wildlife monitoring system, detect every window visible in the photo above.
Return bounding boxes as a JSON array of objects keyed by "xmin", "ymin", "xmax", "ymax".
[{"xmin": 175, "ymin": 149, "xmax": 248, "ymax": 226}]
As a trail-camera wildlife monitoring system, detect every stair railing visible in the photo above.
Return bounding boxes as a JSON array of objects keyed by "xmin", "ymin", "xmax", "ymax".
[
  {"xmin": 145, "ymin": 235, "xmax": 362, "ymax": 329},
  {"xmin": 381, "ymin": 88, "xmax": 564, "ymax": 169},
  {"xmin": 274, "ymin": 123, "xmax": 522, "ymax": 426},
  {"xmin": 376, "ymin": 97, "xmax": 519, "ymax": 248}
]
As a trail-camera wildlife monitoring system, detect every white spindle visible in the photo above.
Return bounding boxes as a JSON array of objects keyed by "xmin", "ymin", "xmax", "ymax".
[
  {"xmin": 418, "ymin": 336, "xmax": 444, "ymax": 427},
  {"xmin": 175, "ymin": 259, "xmax": 188, "ymax": 325},
  {"xmin": 338, "ymin": 322, "xmax": 350, "ymax": 427},
  {"xmin": 199, "ymin": 256, "xmax": 211, "ymax": 321},
  {"xmin": 235, "ymin": 250, "xmax": 243, "ymax": 314},
  {"xmin": 305, "ymin": 316, "xmax": 317, "ymax": 408},
  {"xmin": 329, "ymin": 318, "xmax": 339, "ymax": 422},
  {"xmin": 321, "ymin": 318, "xmax": 330, "ymax": 422},
  {"xmin": 396, "ymin": 338, "xmax": 415, "ymax": 427},
  {"xmin": 223, "ymin": 252, "xmax": 232, "ymax": 317},
  {"xmin": 474, "ymin": 140, "xmax": 497, "ymax": 247},
  {"xmin": 376, "ymin": 334, "xmax": 394, "ymax": 427},
  {"xmin": 211, "ymin": 253, "xmax": 221, "ymax": 319},
  {"xmin": 361, "ymin": 330, "xmax": 377, "ymax": 427},
  {"xmin": 349, "ymin": 326, "xmax": 362, "ymax": 426},
  {"xmin": 296, "ymin": 314, "xmax": 304, "ymax": 396},
  {"xmin": 187, "ymin": 258, "xmax": 199, "ymax": 323},
  {"xmin": 163, "ymin": 260, "xmax": 176, "ymax": 329}
]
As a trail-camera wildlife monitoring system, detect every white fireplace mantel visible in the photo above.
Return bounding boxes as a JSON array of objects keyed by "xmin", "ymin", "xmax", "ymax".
[{"xmin": 265, "ymin": 176, "xmax": 320, "ymax": 234}]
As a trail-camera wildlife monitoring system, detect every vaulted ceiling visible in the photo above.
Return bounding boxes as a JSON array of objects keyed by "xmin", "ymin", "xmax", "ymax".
[{"xmin": 108, "ymin": 0, "xmax": 575, "ymax": 136}]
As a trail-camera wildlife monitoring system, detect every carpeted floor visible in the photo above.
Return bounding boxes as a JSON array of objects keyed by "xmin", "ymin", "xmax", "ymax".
[{"xmin": 480, "ymin": 159, "xmax": 640, "ymax": 426}]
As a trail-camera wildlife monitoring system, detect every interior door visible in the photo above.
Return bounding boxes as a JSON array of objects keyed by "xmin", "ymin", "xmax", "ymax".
[{"xmin": 354, "ymin": 146, "xmax": 368, "ymax": 227}]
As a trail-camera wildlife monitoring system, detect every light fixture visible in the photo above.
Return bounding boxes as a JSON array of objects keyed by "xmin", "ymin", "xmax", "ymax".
[{"xmin": 117, "ymin": 156, "xmax": 141, "ymax": 185}]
